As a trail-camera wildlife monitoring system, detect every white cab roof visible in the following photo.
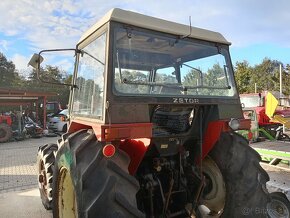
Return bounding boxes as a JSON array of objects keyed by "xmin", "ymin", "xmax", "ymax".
[{"xmin": 78, "ymin": 8, "xmax": 231, "ymax": 45}]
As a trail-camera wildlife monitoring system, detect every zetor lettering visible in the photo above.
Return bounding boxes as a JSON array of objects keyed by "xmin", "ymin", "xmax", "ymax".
[{"xmin": 173, "ymin": 98, "xmax": 199, "ymax": 104}]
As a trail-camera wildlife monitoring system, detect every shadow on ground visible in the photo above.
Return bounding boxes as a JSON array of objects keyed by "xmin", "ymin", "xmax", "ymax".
[{"xmin": 0, "ymin": 188, "xmax": 52, "ymax": 218}]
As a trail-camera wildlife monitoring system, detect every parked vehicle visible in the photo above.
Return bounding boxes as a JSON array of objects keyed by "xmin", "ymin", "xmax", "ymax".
[
  {"xmin": 46, "ymin": 101, "xmax": 62, "ymax": 117},
  {"xmin": 240, "ymin": 92, "xmax": 290, "ymax": 142},
  {"xmin": 31, "ymin": 8, "xmax": 271, "ymax": 217},
  {"xmin": 267, "ymin": 192, "xmax": 290, "ymax": 218},
  {"xmin": 0, "ymin": 115, "xmax": 13, "ymax": 142},
  {"xmin": 48, "ymin": 109, "xmax": 68, "ymax": 132},
  {"xmin": 22, "ymin": 116, "xmax": 43, "ymax": 138}
]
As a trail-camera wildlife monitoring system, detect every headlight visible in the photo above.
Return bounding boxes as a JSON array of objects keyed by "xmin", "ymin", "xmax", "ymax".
[{"xmin": 229, "ymin": 118, "xmax": 240, "ymax": 130}]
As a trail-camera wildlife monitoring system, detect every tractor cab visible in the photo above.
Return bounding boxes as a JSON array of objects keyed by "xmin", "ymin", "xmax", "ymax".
[
  {"xmin": 30, "ymin": 8, "xmax": 245, "ymax": 143},
  {"xmin": 66, "ymin": 9, "xmax": 244, "ymax": 143}
]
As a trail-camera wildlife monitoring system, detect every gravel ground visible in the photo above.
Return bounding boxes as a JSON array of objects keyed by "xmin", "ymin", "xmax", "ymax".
[
  {"xmin": 0, "ymin": 136, "xmax": 59, "ymax": 218},
  {"xmin": 0, "ymin": 134, "xmax": 289, "ymax": 217},
  {"xmin": 0, "ymin": 136, "xmax": 59, "ymax": 193}
]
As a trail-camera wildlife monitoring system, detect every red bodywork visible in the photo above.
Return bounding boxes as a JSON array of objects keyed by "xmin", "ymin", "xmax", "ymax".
[
  {"xmin": 68, "ymin": 118, "xmax": 249, "ymax": 175},
  {"xmin": 255, "ymin": 107, "xmax": 272, "ymax": 126},
  {"xmin": 0, "ymin": 115, "xmax": 12, "ymax": 126}
]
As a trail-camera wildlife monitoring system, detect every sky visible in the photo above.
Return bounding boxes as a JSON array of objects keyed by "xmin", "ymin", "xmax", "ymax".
[{"xmin": 0, "ymin": 0, "xmax": 290, "ymax": 78}]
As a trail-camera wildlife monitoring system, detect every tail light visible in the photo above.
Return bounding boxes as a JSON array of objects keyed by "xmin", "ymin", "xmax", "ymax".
[
  {"xmin": 248, "ymin": 131, "xmax": 253, "ymax": 140},
  {"xmin": 103, "ymin": 144, "xmax": 115, "ymax": 158},
  {"xmin": 60, "ymin": 116, "xmax": 66, "ymax": 121}
]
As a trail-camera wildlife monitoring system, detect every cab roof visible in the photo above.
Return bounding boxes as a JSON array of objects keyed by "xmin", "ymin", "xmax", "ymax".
[{"xmin": 78, "ymin": 8, "xmax": 231, "ymax": 45}]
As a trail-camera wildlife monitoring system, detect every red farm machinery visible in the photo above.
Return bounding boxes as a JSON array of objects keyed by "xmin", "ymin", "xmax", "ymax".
[
  {"xmin": 240, "ymin": 92, "xmax": 290, "ymax": 142},
  {"xmin": 0, "ymin": 115, "xmax": 13, "ymax": 142}
]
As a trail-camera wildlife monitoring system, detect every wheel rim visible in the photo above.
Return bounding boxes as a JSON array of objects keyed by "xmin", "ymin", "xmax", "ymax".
[
  {"xmin": 199, "ymin": 156, "xmax": 226, "ymax": 216},
  {"xmin": 38, "ymin": 160, "xmax": 48, "ymax": 195},
  {"xmin": 57, "ymin": 167, "xmax": 78, "ymax": 218},
  {"xmin": 267, "ymin": 198, "xmax": 289, "ymax": 218}
]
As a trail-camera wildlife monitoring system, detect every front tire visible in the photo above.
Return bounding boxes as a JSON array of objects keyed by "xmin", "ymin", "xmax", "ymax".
[
  {"xmin": 37, "ymin": 143, "xmax": 58, "ymax": 209},
  {"xmin": 52, "ymin": 129, "xmax": 144, "ymax": 218},
  {"xmin": 200, "ymin": 132, "xmax": 270, "ymax": 217},
  {"xmin": 0, "ymin": 123, "xmax": 12, "ymax": 142}
]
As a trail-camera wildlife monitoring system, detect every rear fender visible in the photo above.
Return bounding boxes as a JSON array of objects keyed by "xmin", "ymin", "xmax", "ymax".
[
  {"xmin": 202, "ymin": 120, "xmax": 230, "ymax": 159},
  {"xmin": 67, "ymin": 120, "xmax": 94, "ymax": 135},
  {"xmin": 69, "ymin": 119, "xmax": 234, "ymax": 173},
  {"xmin": 68, "ymin": 120, "xmax": 151, "ymax": 175},
  {"xmin": 119, "ymin": 138, "xmax": 150, "ymax": 175}
]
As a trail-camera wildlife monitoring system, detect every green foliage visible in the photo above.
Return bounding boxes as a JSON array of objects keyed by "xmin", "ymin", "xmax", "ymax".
[
  {"xmin": 234, "ymin": 58, "xmax": 290, "ymax": 95},
  {"xmin": 183, "ymin": 68, "xmax": 200, "ymax": 86},
  {"xmin": 0, "ymin": 52, "xmax": 23, "ymax": 88},
  {"xmin": 234, "ymin": 61, "xmax": 253, "ymax": 93},
  {"xmin": 26, "ymin": 65, "xmax": 71, "ymax": 107},
  {"xmin": 0, "ymin": 52, "xmax": 71, "ymax": 108},
  {"xmin": 115, "ymin": 70, "xmax": 150, "ymax": 93},
  {"xmin": 183, "ymin": 63, "xmax": 228, "ymax": 95}
]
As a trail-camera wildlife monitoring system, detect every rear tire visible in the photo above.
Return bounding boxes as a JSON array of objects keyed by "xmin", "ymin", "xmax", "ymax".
[
  {"xmin": 52, "ymin": 129, "xmax": 144, "ymax": 218},
  {"xmin": 201, "ymin": 132, "xmax": 270, "ymax": 217},
  {"xmin": 37, "ymin": 143, "xmax": 58, "ymax": 210},
  {"xmin": 0, "ymin": 123, "xmax": 12, "ymax": 142}
]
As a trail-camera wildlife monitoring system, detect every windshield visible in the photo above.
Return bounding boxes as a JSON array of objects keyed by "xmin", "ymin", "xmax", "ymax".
[
  {"xmin": 113, "ymin": 26, "xmax": 236, "ymax": 97},
  {"xmin": 72, "ymin": 32, "xmax": 106, "ymax": 119}
]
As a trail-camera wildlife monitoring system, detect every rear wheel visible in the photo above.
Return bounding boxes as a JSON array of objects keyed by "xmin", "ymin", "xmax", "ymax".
[
  {"xmin": 199, "ymin": 132, "xmax": 270, "ymax": 217},
  {"xmin": 37, "ymin": 143, "xmax": 58, "ymax": 209},
  {"xmin": 0, "ymin": 123, "xmax": 12, "ymax": 142},
  {"xmin": 53, "ymin": 129, "xmax": 144, "ymax": 218}
]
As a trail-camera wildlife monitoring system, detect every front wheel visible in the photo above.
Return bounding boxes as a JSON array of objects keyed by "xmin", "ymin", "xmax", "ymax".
[
  {"xmin": 199, "ymin": 132, "xmax": 270, "ymax": 217},
  {"xmin": 0, "ymin": 123, "xmax": 12, "ymax": 142},
  {"xmin": 52, "ymin": 129, "xmax": 144, "ymax": 218},
  {"xmin": 37, "ymin": 143, "xmax": 58, "ymax": 209}
]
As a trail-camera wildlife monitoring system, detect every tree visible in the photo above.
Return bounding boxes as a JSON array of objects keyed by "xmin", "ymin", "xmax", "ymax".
[
  {"xmin": 27, "ymin": 65, "xmax": 71, "ymax": 107},
  {"xmin": 0, "ymin": 52, "xmax": 22, "ymax": 87},
  {"xmin": 115, "ymin": 70, "xmax": 149, "ymax": 93},
  {"xmin": 183, "ymin": 63, "xmax": 228, "ymax": 95},
  {"xmin": 252, "ymin": 58, "xmax": 282, "ymax": 93},
  {"xmin": 234, "ymin": 61, "xmax": 253, "ymax": 93},
  {"xmin": 234, "ymin": 58, "xmax": 290, "ymax": 95},
  {"xmin": 281, "ymin": 64, "xmax": 290, "ymax": 95}
]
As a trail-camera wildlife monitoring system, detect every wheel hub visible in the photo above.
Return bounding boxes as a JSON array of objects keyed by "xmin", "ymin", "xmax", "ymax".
[
  {"xmin": 267, "ymin": 198, "xmax": 289, "ymax": 218},
  {"xmin": 200, "ymin": 156, "xmax": 226, "ymax": 215},
  {"xmin": 57, "ymin": 167, "xmax": 78, "ymax": 218}
]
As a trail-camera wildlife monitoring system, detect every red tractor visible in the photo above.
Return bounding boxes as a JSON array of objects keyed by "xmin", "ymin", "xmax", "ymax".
[
  {"xmin": 31, "ymin": 8, "xmax": 270, "ymax": 217},
  {"xmin": 0, "ymin": 115, "xmax": 13, "ymax": 142}
]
